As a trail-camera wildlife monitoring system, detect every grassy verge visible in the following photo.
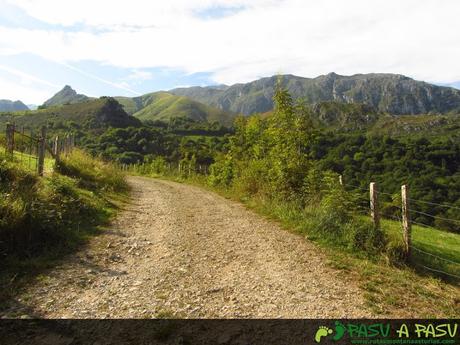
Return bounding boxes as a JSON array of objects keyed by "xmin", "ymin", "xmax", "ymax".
[
  {"xmin": 0, "ymin": 149, "xmax": 128, "ymax": 307},
  {"xmin": 249, "ymin": 199, "xmax": 460, "ymax": 317},
  {"xmin": 134, "ymin": 170, "xmax": 460, "ymax": 317},
  {"xmin": 382, "ymin": 218, "xmax": 460, "ymax": 280}
]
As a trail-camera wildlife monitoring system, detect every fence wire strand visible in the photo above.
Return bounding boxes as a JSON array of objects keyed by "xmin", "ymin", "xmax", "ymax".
[
  {"xmin": 411, "ymin": 246, "xmax": 460, "ymax": 266},
  {"xmin": 412, "ymin": 262, "xmax": 460, "ymax": 280},
  {"xmin": 409, "ymin": 209, "xmax": 460, "ymax": 225},
  {"xmin": 409, "ymin": 198, "xmax": 460, "ymax": 211}
]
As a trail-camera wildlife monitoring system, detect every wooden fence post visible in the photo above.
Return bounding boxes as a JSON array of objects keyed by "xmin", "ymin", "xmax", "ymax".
[
  {"xmin": 369, "ymin": 182, "xmax": 380, "ymax": 229},
  {"xmin": 5, "ymin": 123, "xmax": 14, "ymax": 157},
  {"xmin": 53, "ymin": 135, "xmax": 60, "ymax": 159},
  {"xmin": 37, "ymin": 126, "xmax": 46, "ymax": 176},
  {"xmin": 401, "ymin": 185, "xmax": 411, "ymax": 259}
]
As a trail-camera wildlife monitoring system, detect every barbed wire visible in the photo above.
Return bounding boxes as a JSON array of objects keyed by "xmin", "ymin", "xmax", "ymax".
[
  {"xmin": 412, "ymin": 262, "xmax": 460, "ymax": 280},
  {"xmin": 342, "ymin": 183, "xmax": 368, "ymax": 192},
  {"xmin": 343, "ymin": 182, "xmax": 459, "ymax": 212},
  {"xmin": 295, "ymin": 175, "xmax": 459, "ymax": 281},
  {"xmin": 343, "ymin": 182, "xmax": 401, "ymax": 198},
  {"xmin": 410, "ymin": 219, "xmax": 434, "ymax": 228},
  {"xmin": 409, "ymin": 209, "xmax": 460, "ymax": 225},
  {"xmin": 411, "ymin": 246, "xmax": 460, "ymax": 266},
  {"xmin": 408, "ymin": 198, "xmax": 460, "ymax": 211}
]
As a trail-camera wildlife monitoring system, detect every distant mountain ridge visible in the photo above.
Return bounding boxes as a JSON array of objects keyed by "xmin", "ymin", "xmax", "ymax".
[
  {"xmin": 0, "ymin": 97, "xmax": 140, "ymax": 131},
  {"xmin": 44, "ymin": 85, "xmax": 91, "ymax": 107},
  {"xmin": 0, "ymin": 99, "xmax": 29, "ymax": 112},
  {"xmin": 170, "ymin": 73, "xmax": 460, "ymax": 115},
  {"xmin": 41, "ymin": 85, "xmax": 234, "ymax": 125}
]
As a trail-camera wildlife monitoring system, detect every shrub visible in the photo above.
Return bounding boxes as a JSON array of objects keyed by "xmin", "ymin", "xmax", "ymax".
[
  {"xmin": 208, "ymin": 154, "xmax": 234, "ymax": 187},
  {"xmin": 344, "ymin": 218, "xmax": 387, "ymax": 254},
  {"xmin": 232, "ymin": 159, "xmax": 271, "ymax": 197},
  {"xmin": 55, "ymin": 149, "xmax": 128, "ymax": 192},
  {"xmin": 147, "ymin": 156, "xmax": 168, "ymax": 175}
]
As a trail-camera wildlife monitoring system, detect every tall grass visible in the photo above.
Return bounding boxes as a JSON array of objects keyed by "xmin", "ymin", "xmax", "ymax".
[
  {"xmin": 56, "ymin": 149, "xmax": 128, "ymax": 192},
  {"xmin": 0, "ymin": 148, "xmax": 128, "ymax": 304}
]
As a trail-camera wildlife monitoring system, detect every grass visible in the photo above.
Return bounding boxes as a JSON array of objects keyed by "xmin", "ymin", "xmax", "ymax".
[
  {"xmin": 0, "ymin": 148, "xmax": 128, "ymax": 309},
  {"xmin": 382, "ymin": 218, "xmax": 460, "ymax": 279},
  {"xmin": 136, "ymin": 170, "xmax": 460, "ymax": 317},
  {"xmin": 9, "ymin": 150, "xmax": 55, "ymax": 174}
]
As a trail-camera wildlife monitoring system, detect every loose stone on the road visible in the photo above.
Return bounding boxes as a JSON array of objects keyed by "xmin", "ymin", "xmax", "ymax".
[{"xmin": 2, "ymin": 176, "xmax": 371, "ymax": 318}]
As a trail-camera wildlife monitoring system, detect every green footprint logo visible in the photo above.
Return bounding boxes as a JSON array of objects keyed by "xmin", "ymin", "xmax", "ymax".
[
  {"xmin": 333, "ymin": 321, "xmax": 346, "ymax": 341},
  {"xmin": 314, "ymin": 326, "xmax": 333, "ymax": 343}
]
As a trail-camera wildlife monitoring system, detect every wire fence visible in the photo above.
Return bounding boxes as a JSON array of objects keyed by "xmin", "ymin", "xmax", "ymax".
[
  {"xmin": 3, "ymin": 123, "xmax": 76, "ymax": 176},
  {"xmin": 341, "ymin": 178, "xmax": 460, "ymax": 281}
]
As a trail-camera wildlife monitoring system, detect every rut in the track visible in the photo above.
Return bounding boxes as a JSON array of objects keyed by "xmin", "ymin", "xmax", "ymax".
[{"xmin": 2, "ymin": 176, "xmax": 372, "ymax": 318}]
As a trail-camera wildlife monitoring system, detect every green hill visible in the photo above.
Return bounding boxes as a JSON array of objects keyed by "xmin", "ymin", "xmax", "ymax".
[
  {"xmin": 0, "ymin": 97, "xmax": 140, "ymax": 131},
  {"xmin": 115, "ymin": 92, "xmax": 235, "ymax": 126}
]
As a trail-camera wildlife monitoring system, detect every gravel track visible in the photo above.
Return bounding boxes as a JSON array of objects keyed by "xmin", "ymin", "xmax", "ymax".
[{"xmin": 3, "ymin": 176, "xmax": 371, "ymax": 318}]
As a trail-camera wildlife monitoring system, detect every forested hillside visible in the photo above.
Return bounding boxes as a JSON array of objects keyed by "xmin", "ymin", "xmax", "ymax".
[{"xmin": 0, "ymin": 97, "xmax": 140, "ymax": 133}]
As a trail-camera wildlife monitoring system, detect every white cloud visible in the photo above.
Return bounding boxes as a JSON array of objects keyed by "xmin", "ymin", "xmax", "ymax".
[
  {"xmin": 1, "ymin": 0, "xmax": 460, "ymax": 86},
  {"xmin": 126, "ymin": 70, "xmax": 153, "ymax": 81}
]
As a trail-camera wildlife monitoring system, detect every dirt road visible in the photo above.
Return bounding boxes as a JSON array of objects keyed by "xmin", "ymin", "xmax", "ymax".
[{"xmin": 4, "ymin": 176, "xmax": 371, "ymax": 318}]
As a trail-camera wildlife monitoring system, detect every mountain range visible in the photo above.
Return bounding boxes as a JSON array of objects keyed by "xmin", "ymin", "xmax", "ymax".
[
  {"xmin": 3, "ymin": 72, "xmax": 460, "ymax": 130},
  {"xmin": 0, "ymin": 99, "xmax": 29, "ymax": 112},
  {"xmin": 37, "ymin": 73, "xmax": 460, "ymax": 119},
  {"xmin": 170, "ymin": 73, "xmax": 460, "ymax": 115}
]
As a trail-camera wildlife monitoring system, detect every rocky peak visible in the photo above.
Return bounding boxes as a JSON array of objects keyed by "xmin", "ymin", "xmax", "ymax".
[{"xmin": 44, "ymin": 85, "xmax": 90, "ymax": 107}]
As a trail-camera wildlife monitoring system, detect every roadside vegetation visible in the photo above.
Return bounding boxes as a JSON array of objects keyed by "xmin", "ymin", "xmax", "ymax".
[{"xmin": 0, "ymin": 148, "xmax": 127, "ymax": 306}]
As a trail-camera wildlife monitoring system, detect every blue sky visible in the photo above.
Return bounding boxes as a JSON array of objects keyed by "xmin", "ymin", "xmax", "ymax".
[{"xmin": 0, "ymin": 0, "xmax": 459, "ymax": 104}]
